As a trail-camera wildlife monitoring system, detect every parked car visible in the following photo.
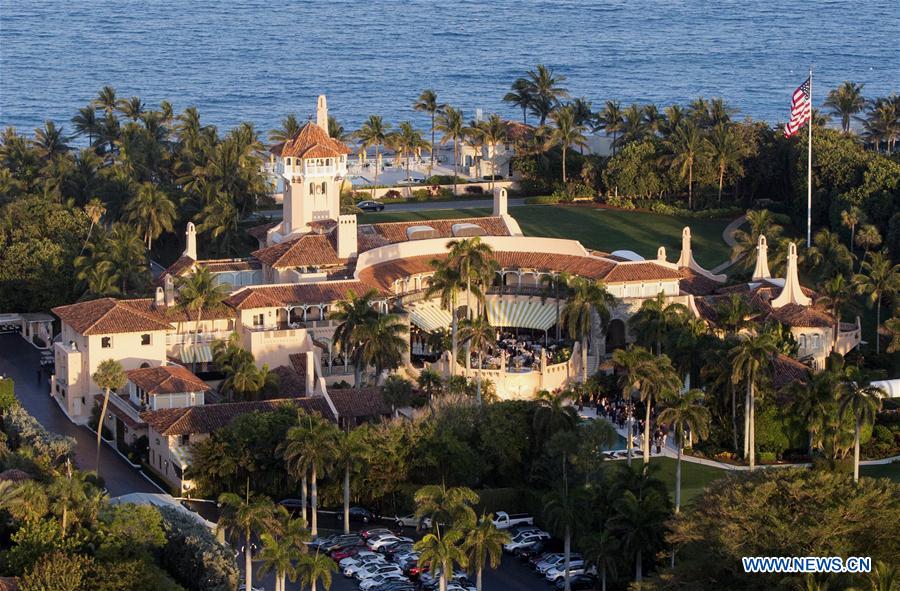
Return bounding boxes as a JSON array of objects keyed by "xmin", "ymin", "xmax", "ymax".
[
  {"xmin": 491, "ymin": 511, "xmax": 534, "ymax": 529},
  {"xmin": 277, "ymin": 498, "xmax": 305, "ymax": 512},
  {"xmin": 392, "ymin": 513, "xmax": 432, "ymax": 529},
  {"xmin": 360, "ymin": 526, "xmax": 393, "ymax": 539},
  {"xmin": 360, "ymin": 573, "xmax": 408, "ymax": 590},
  {"xmin": 514, "ymin": 540, "xmax": 546, "ymax": 561},
  {"xmin": 343, "ymin": 555, "xmax": 386, "ymax": 577},
  {"xmin": 350, "ymin": 506, "xmax": 377, "ymax": 523},
  {"xmin": 357, "ymin": 200, "xmax": 385, "ymax": 212},
  {"xmin": 369, "ymin": 535, "xmax": 413, "ymax": 551},
  {"xmin": 554, "ymin": 573, "xmax": 598, "ymax": 590},
  {"xmin": 355, "ymin": 563, "xmax": 404, "ymax": 581},
  {"xmin": 536, "ymin": 553, "xmax": 582, "ymax": 574},
  {"xmin": 546, "ymin": 560, "xmax": 593, "ymax": 583},
  {"xmin": 503, "ymin": 531, "xmax": 551, "ymax": 553}
]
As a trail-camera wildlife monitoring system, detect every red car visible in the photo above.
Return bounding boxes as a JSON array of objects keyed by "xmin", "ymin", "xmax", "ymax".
[
  {"xmin": 330, "ymin": 547, "xmax": 361, "ymax": 561},
  {"xmin": 359, "ymin": 527, "xmax": 393, "ymax": 540}
]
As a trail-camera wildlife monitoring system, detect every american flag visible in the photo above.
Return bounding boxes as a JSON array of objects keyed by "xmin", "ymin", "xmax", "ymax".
[{"xmin": 784, "ymin": 77, "xmax": 811, "ymax": 137}]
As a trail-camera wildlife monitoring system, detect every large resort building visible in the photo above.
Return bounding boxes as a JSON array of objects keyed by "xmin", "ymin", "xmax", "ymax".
[{"xmin": 47, "ymin": 96, "xmax": 861, "ymax": 492}]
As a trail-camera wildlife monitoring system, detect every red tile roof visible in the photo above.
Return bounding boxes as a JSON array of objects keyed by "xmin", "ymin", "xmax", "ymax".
[
  {"xmin": 252, "ymin": 233, "xmax": 342, "ymax": 268},
  {"xmin": 141, "ymin": 397, "xmax": 335, "ymax": 436},
  {"xmin": 224, "ymin": 280, "xmax": 383, "ymax": 310},
  {"xmin": 772, "ymin": 354, "xmax": 811, "ymax": 390},
  {"xmin": 678, "ymin": 268, "xmax": 723, "ymax": 296},
  {"xmin": 126, "ymin": 365, "xmax": 209, "ymax": 395},
  {"xmin": 356, "ymin": 217, "xmax": 511, "ymax": 253},
  {"xmin": 200, "ymin": 259, "xmax": 262, "ymax": 273},
  {"xmin": 156, "ymin": 255, "xmax": 195, "ymax": 286},
  {"xmin": 248, "ymin": 221, "xmax": 281, "ymax": 242},
  {"xmin": 328, "ymin": 387, "xmax": 390, "ymax": 419},
  {"xmin": 273, "ymin": 122, "xmax": 351, "ymax": 159},
  {"xmin": 271, "ymin": 365, "xmax": 307, "ymax": 397},
  {"xmin": 52, "ymin": 298, "xmax": 173, "ymax": 335}
]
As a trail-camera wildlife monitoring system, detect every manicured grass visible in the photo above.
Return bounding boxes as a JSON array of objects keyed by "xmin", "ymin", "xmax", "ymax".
[
  {"xmin": 359, "ymin": 205, "xmax": 732, "ymax": 268},
  {"xmin": 634, "ymin": 457, "xmax": 729, "ymax": 506},
  {"xmin": 860, "ymin": 461, "xmax": 900, "ymax": 482}
]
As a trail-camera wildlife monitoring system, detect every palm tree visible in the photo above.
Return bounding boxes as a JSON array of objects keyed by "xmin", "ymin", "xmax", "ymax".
[
  {"xmin": 629, "ymin": 292, "xmax": 687, "ymax": 356},
  {"xmin": 656, "ymin": 389, "xmax": 710, "ymax": 513},
  {"xmin": 117, "ymin": 96, "xmax": 145, "ymax": 121},
  {"xmin": 92, "ymin": 359, "xmax": 126, "ymax": 477},
  {"xmin": 72, "ymin": 106, "xmax": 100, "ymax": 146},
  {"xmin": 533, "ymin": 389, "xmax": 579, "ymax": 449},
  {"xmin": 839, "ymin": 368, "xmax": 884, "ymax": 483},
  {"xmin": 560, "ymin": 278, "xmax": 616, "ymax": 383},
  {"xmin": 862, "ymin": 96, "xmax": 900, "ymax": 153},
  {"xmin": 824, "ymin": 81, "xmax": 867, "ymax": 133},
  {"xmin": 220, "ymin": 359, "xmax": 277, "ymax": 401},
  {"xmin": 503, "ymin": 78, "xmax": 534, "ymax": 124},
  {"xmin": 93, "ymin": 85, "xmax": 118, "ymax": 116},
  {"xmin": 393, "ymin": 121, "xmax": 430, "ymax": 196},
  {"xmin": 258, "ymin": 532, "xmax": 300, "ymax": 591},
  {"xmin": 664, "ymin": 122, "xmax": 703, "ymax": 209},
  {"xmin": 730, "ymin": 332, "xmax": 778, "ymax": 470},
  {"xmin": 854, "ymin": 252, "xmax": 900, "ymax": 354},
  {"xmin": 80, "ymin": 198, "xmax": 106, "ymax": 256},
  {"xmin": 818, "ymin": 274, "xmax": 853, "ymax": 339},
  {"xmin": 413, "ymin": 90, "xmax": 445, "ymax": 173},
  {"xmin": 457, "ymin": 316, "xmax": 496, "ymax": 404},
  {"xmin": 808, "ymin": 228, "xmax": 854, "ymax": 279},
  {"xmin": 855, "ymin": 224, "xmax": 882, "ymax": 265},
  {"xmin": 841, "ymin": 206, "xmax": 864, "ymax": 254},
  {"xmin": 543, "ymin": 487, "xmax": 584, "ymax": 591},
  {"xmin": 525, "ymin": 64, "xmax": 570, "ymax": 125},
  {"xmin": 175, "ymin": 267, "xmax": 229, "ymax": 371},
  {"xmin": 4, "ymin": 480, "xmax": 49, "ymax": 523},
  {"xmin": 355, "ymin": 313, "xmax": 408, "ymax": 385},
  {"xmin": 611, "ymin": 346, "xmax": 658, "ymax": 466},
  {"xmin": 609, "ymin": 489, "xmax": 668, "ymax": 584},
  {"xmin": 435, "ymin": 107, "xmax": 466, "ymax": 195},
  {"xmin": 47, "ymin": 462, "xmax": 88, "ymax": 535},
  {"xmin": 218, "ymin": 492, "xmax": 278, "ymax": 591},
  {"xmin": 126, "ymin": 183, "xmax": 177, "ymax": 250},
  {"xmin": 549, "ymin": 106, "xmax": 588, "ymax": 184},
  {"xmin": 354, "ymin": 115, "xmax": 391, "ymax": 197},
  {"xmin": 479, "ymin": 114, "xmax": 508, "ymax": 192},
  {"xmin": 595, "ymin": 100, "xmax": 624, "ymax": 155},
  {"xmin": 269, "ymin": 113, "xmax": 302, "ymax": 143},
  {"xmin": 414, "ymin": 528, "xmax": 468, "ymax": 591},
  {"xmin": 703, "ymin": 123, "xmax": 743, "ymax": 202},
  {"xmin": 618, "ymin": 104, "xmax": 649, "ymax": 146},
  {"xmin": 581, "ymin": 529, "xmax": 618, "ymax": 591},
  {"xmin": 445, "ymin": 236, "xmax": 495, "ymax": 321},
  {"xmin": 297, "ymin": 551, "xmax": 337, "ymax": 591},
  {"xmin": 34, "ymin": 121, "xmax": 70, "ymax": 159},
  {"xmin": 329, "ymin": 289, "xmax": 380, "ymax": 386},
  {"xmin": 426, "ymin": 263, "xmax": 465, "ymax": 376},
  {"xmin": 335, "ymin": 428, "xmax": 368, "ymax": 534},
  {"xmin": 730, "ymin": 209, "xmax": 785, "ymax": 269},
  {"xmin": 637, "ymin": 355, "xmax": 681, "ymax": 468},
  {"xmin": 462, "ymin": 515, "xmax": 510, "ymax": 591},
  {"xmin": 414, "ymin": 484, "xmax": 479, "ymax": 531},
  {"xmin": 328, "ymin": 116, "xmax": 348, "ymax": 142},
  {"xmin": 283, "ymin": 414, "xmax": 338, "ymax": 536}
]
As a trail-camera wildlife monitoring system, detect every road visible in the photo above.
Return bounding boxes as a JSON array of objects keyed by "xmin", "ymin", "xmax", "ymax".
[
  {"xmin": 0, "ymin": 332, "xmax": 158, "ymax": 496},
  {"xmin": 252, "ymin": 198, "xmax": 528, "ymax": 219}
]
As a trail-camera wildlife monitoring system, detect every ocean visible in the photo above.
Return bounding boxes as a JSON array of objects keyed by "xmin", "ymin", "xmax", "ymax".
[{"xmin": 1, "ymin": 0, "xmax": 897, "ymax": 136}]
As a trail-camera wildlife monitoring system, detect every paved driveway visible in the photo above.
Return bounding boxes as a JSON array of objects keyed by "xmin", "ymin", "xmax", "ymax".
[{"xmin": 0, "ymin": 332, "xmax": 159, "ymax": 496}]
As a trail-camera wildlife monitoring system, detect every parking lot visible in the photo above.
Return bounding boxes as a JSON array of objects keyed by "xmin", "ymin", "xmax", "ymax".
[{"xmin": 245, "ymin": 511, "xmax": 565, "ymax": 591}]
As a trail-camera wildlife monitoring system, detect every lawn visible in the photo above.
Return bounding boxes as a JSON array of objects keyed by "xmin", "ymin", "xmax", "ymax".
[
  {"xmin": 860, "ymin": 461, "xmax": 900, "ymax": 483},
  {"xmin": 632, "ymin": 457, "xmax": 729, "ymax": 506},
  {"xmin": 359, "ymin": 205, "xmax": 733, "ymax": 268}
]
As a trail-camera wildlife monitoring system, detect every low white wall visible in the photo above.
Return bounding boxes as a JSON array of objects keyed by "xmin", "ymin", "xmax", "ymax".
[{"xmin": 364, "ymin": 180, "xmax": 516, "ymax": 200}]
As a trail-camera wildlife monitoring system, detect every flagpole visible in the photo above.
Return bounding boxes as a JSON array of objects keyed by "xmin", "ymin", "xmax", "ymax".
[{"xmin": 807, "ymin": 66, "xmax": 813, "ymax": 248}]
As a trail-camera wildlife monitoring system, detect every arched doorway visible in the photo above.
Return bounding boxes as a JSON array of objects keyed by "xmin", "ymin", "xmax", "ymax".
[{"xmin": 605, "ymin": 319, "xmax": 626, "ymax": 353}]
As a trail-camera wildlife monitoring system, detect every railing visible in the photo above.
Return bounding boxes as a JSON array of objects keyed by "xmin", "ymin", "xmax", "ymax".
[
  {"xmin": 486, "ymin": 285, "xmax": 550, "ymax": 297},
  {"xmin": 108, "ymin": 394, "xmax": 144, "ymax": 423},
  {"xmin": 166, "ymin": 331, "xmax": 232, "ymax": 346}
]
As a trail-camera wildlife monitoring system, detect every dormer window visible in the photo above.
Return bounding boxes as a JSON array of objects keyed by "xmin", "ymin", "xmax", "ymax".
[{"xmin": 286, "ymin": 157, "xmax": 292, "ymax": 166}]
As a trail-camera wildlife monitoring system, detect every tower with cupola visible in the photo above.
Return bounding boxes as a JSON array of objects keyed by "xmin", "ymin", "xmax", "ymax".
[{"xmin": 274, "ymin": 95, "xmax": 351, "ymax": 241}]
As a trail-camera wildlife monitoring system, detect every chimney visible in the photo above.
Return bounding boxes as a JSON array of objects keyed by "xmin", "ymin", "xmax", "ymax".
[
  {"xmin": 657, "ymin": 246, "xmax": 667, "ymax": 262},
  {"xmin": 155, "ymin": 286, "xmax": 165, "ymax": 307},
  {"xmin": 752, "ymin": 235, "xmax": 771, "ymax": 280},
  {"xmin": 316, "ymin": 95, "xmax": 328, "ymax": 135},
  {"xmin": 184, "ymin": 222, "xmax": 197, "ymax": 260},
  {"xmin": 337, "ymin": 214, "xmax": 358, "ymax": 259},
  {"xmin": 493, "ymin": 186, "xmax": 508, "ymax": 217},
  {"xmin": 164, "ymin": 274, "xmax": 175, "ymax": 307},
  {"xmin": 676, "ymin": 227, "xmax": 693, "ymax": 269},
  {"xmin": 771, "ymin": 242, "xmax": 812, "ymax": 308}
]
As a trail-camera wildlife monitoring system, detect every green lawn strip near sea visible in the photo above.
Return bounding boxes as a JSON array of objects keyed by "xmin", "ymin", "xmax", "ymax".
[
  {"xmin": 632, "ymin": 457, "xmax": 729, "ymax": 506},
  {"xmin": 359, "ymin": 205, "xmax": 732, "ymax": 268}
]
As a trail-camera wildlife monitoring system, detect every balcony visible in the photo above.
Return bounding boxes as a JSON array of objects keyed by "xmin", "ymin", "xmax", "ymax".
[{"xmin": 166, "ymin": 330, "xmax": 232, "ymax": 346}]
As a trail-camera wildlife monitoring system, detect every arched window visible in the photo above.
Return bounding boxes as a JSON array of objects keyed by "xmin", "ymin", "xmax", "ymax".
[
  {"xmin": 799, "ymin": 334, "xmax": 807, "ymax": 350},
  {"xmin": 309, "ymin": 182, "xmax": 315, "ymax": 194},
  {"xmin": 286, "ymin": 157, "xmax": 292, "ymax": 166},
  {"xmin": 812, "ymin": 334, "xmax": 821, "ymax": 352},
  {"xmin": 320, "ymin": 182, "xmax": 327, "ymax": 194}
]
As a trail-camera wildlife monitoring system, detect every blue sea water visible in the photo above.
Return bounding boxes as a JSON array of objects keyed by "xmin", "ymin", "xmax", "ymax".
[{"xmin": 1, "ymin": 1, "xmax": 898, "ymax": 135}]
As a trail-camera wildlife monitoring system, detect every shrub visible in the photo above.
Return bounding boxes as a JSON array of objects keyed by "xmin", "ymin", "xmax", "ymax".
[
  {"xmin": 2, "ymin": 405, "xmax": 75, "ymax": 463},
  {"xmin": 759, "ymin": 451, "xmax": 777, "ymax": 463},
  {"xmin": 0, "ymin": 377, "xmax": 16, "ymax": 412},
  {"xmin": 464, "ymin": 185, "xmax": 484, "ymax": 194},
  {"xmin": 605, "ymin": 194, "xmax": 635, "ymax": 209},
  {"xmin": 20, "ymin": 551, "xmax": 95, "ymax": 591},
  {"xmin": 525, "ymin": 195, "xmax": 560, "ymax": 205},
  {"xmin": 411, "ymin": 188, "xmax": 430, "ymax": 200},
  {"xmin": 550, "ymin": 188, "xmax": 573, "ymax": 203},
  {"xmin": 157, "ymin": 505, "xmax": 239, "ymax": 591},
  {"xmin": 437, "ymin": 187, "xmax": 454, "ymax": 199}
]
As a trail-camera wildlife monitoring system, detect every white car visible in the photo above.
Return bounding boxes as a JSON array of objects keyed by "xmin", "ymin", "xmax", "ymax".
[
  {"xmin": 340, "ymin": 552, "xmax": 383, "ymax": 570},
  {"xmin": 393, "ymin": 513, "xmax": 432, "ymax": 529},
  {"xmin": 546, "ymin": 560, "xmax": 592, "ymax": 583},
  {"xmin": 367, "ymin": 535, "xmax": 413, "ymax": 551},
  {"xmin": 503, "ymin": 532, "xmax": 551, "ymax": 552},
  {"xmin": 355, "ymin": 563, "xmax": 403, "ymax": 581},
  {"xmin": 360, "ymin": 573, "xmax": 408, "ymax": 590},
  {"xmin": 343, "ymin": 556, "xmax": 386, "ymax": 577},
  {"xmin": 536, "ymin": 553, "xmax": 582, "ymax": 574}
]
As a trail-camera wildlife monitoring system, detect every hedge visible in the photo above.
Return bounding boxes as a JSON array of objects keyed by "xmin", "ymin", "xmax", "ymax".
[
  {"xmin": 157, "ymin": 505, "xmax": 238, "ymax": 591},
  {"xmin": 2, "ymin": 404, "xmax": 75, "ymax": 463},
  {"xmin": 0, "ymin": 377, "xmax": 15, "ymax": 412}
]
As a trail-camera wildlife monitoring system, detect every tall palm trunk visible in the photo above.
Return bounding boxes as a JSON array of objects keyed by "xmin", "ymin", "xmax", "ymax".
[
  {"xmin": 601, "ymin": 565, "xmax": 607, "ymax": 591},
  {"xmin": 311, "ymin": 462, "xmax": 319, "ymax": 536},
  {"xmin": 476, "ymin": 350, "xmax": 483, "ymax": 404},
  {"xmin": 717, "ymin": 167, "xmax": 724, "ymax": 203},
  {"xmin": 643, "ymin": 399, "xmax": 652, "ymax": 469},
  {"xmin": 853, "ymin": 415, "xmax": 861, "ymax": 483},
  {"xmin": 96, "ymin": 386, "xmax": 112, "ymax": 476},
  {"xmin": 450, "ymin": 294, "xmax": 458, "ymax": 376},
  {"xmin": 192, "ymin": 307, "xmax": 204, "ymax": 374},
  {"xmin": 80, "ymin": 220, "xmax": 96, "ymax": 256},
  {"xmin": 406, "ymin": 154, "xmax": 412, "ymax": 199},
  {"xmin": 748, "ymin": 384, "xmax": 756, "ymax": 472},
  {"xmin": 635, "ymin": 549, "xmax": 643, "ymax": 582},
  {"xmin": 244, "ymin": 526, "xmax": 253, "ymax": 591},
  {"xmin": 452, "ymin": 140, "xmax": 459, "ymax": 196},
  {"xmin": 563, "ymin": 525, "xmax": 571, "ymax": 591},
  {"xmin": 561, "ymin": 146, "xmax": 568, "ymax": 184},
  {"xmin": 674, "ymin": 431, "xmax": 683, "ymax": 513},
  {"xmin": 430, "ymin": 115, "xmax": 436, "ymax": 174},
  {"xmin": 875, "ymin": 295, "xmax": 882, "ymax": 354},
  {"xmin": 731, "ymin": 382, "xmax": 739, "ymax": 453},
  {"xmin": 687, "ymin": 161, "xmax": 693, "ymax": 210},
  {"xmin": 626, "ymin": 412, "xmax": 633, "ymax": 467},
  {"xmin": 344, "ymin": 465, "xmax": 351, "ymax": 534},
  {"xmin": 743, "ymin": 382, "xmax": 751, "ymax": 459},
  {"xmin": 476, "ymin": 564, "xmax": 483, "ymax": 591},
  {"xmin": 372, "ymin": 146, "xmax": 380, "ymax": 199},
  {"xmin": 301, "ymin": 473, "xmax": 308, "ymax": 523},
  {"xmin": 581, "ymin": 336, "xmax": 588, "ymax": 384}
]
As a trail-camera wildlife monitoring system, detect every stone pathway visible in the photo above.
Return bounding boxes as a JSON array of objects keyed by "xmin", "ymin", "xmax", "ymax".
[{"xmin": 710, "ymin": 213, "xmax": 748, "ymax": 274}]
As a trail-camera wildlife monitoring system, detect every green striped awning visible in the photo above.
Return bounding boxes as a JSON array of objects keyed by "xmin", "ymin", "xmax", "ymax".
[
  {"xmin": 171, "ymin": 445, "xmax": 191, "ymax": 469},
  {"xmin": 180, "ymin": 345, "xmax": 212, "ymax": 364},
  {"xmin": 485, "ymin": 297, "xmax": 557, "ymax": 331}
]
